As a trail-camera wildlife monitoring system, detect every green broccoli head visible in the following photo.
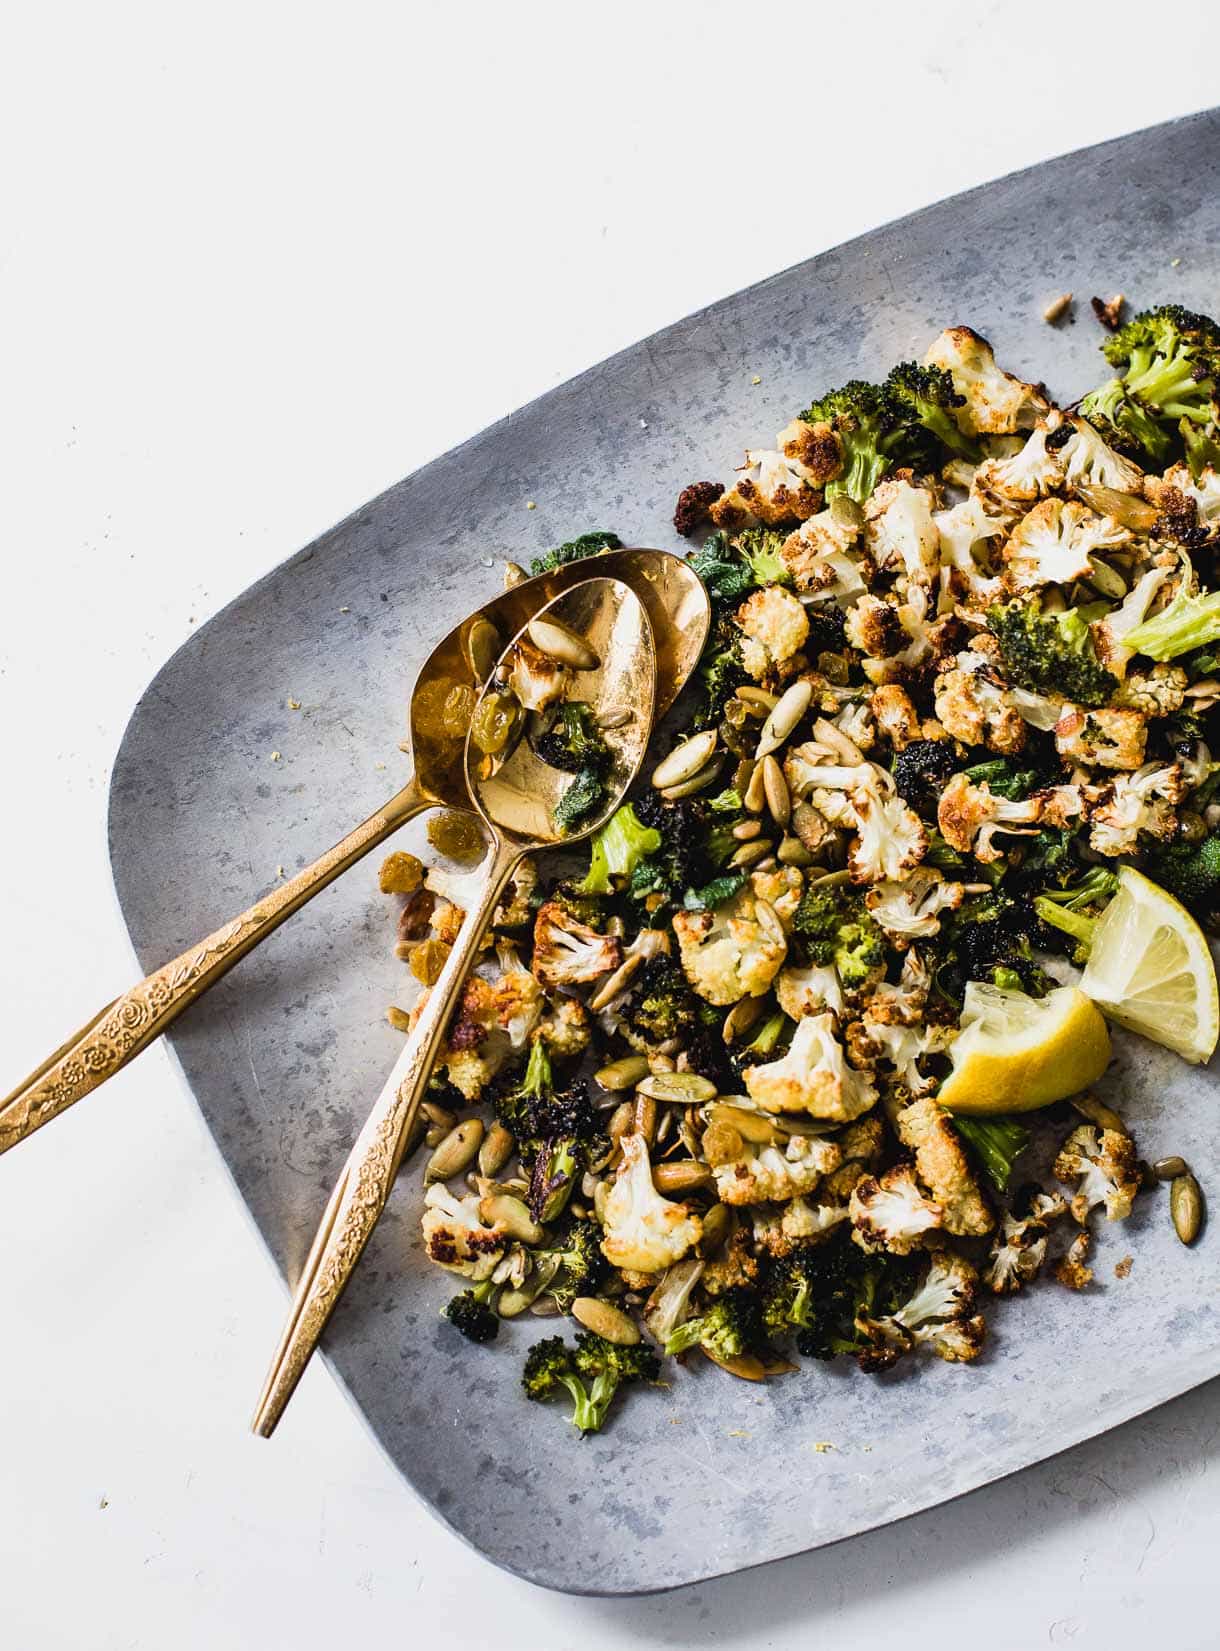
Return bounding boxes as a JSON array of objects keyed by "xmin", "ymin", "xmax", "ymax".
[
  {"xmin": 535, "ymin": 702, "xmax": 611, "ymax": 775},
  {"xmin": 521, "ymin": 1336, "xmax": 596, "ymax": 1430},
  {"xmin": 790, "ymin": 883, "xmax": 884, "ymax": 985},
  {"xmin": 1147, "ymin": 834, "xmax": 1220, "ymax": 909},
  {"xmin": 936, "ymin": 892, "xmax": 1051, "ymax": 1000},
  {"xmin": 529, "ymin": 530, "xmax": 621, "ymax": 577},
  {"xmin": 442, "ymin": 1280, "xmax": 499, "ymax": 1343},
  {"xmin": 1082, "ymin": 306, "xmax": 1220, "ymax": 467},
  {"xmin": 801, "ymin": 379, "xmax": 910, "ymax": 504},
  {"xmin": 664, "ymin": 1286, "xmax": 765, "ymax": 1361},
  {"xmin": 987, "ymin": 596, "xmax": 1117, "ymax": 707},
  {"xmin": 626, "ymin": 954, "xmax": 701, "ymax": 1045},
  {"xmin": 886, "ymin": 360, "xmax": 978, "ymax": 459},
  {"xmin": 536, "ymin": 1219, "xmax": 609, "ymax": 1312},
  {"xmin": 552, "ymin": 766, "xmax": 607, "ymax": 833},
  {"xmin": 892, "ymin": 738, "xmax": 960, "ymax": 812},
  {"xmin": 732, "ymin": 526, "xmax": 793, "ymax": 588},
  {"xmin": 759, "ymin": 1231, "xmax": 921, "ymax": 1361},
  {"xmin": 523, "ymin": 1332, "xmax": 657, "ymax": 1435}
]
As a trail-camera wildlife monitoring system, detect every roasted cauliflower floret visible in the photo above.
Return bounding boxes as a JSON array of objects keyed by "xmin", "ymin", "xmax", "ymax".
[
  {"xmin": 735, "ymin": 584, "xmax": 810, "ymax": 679},
  {"xmin": 1058, "ymin": 414, "xmax": 1146, "ymax": 494},
  {"xmin": 846, "ymin": 593, "xmax": 908, "ymax": 658},
  {"xmin": 672, "ymin": 888, "xmax": 787, "ymax": 1006},
  {"xmin": 1054, "ymin": 705, "xmax": 1148, "ymax": 772},
  {"xmin": 709, "ymin": 1131, "xmax": 844, "ymax": 1207},
  {"xmin": 600, "ymin": 1131, "xmax": 703, "ymax": 1274},
  {"xmin": 493, "ymin": 857, "xmax": 538, "ymax": 930},
  {"xmin": 933, "ymin": 495, "xmax": 1007, "ymax": 607},
  {"xmin": 709, "ymin": 449, "xmax": 822, "ymax": 530},
  {"xmin": 924, "ymin": 326, "xmax": 1048, "ymax": 434},
  {"xmin": 864, "ymin": 477, "xmax": 940, "ymax": 586},
  {"xmin": 1111, "ymin": 664, "xmax": 1189, "ymax": 717},
  {"xmin": 750, "ymin": 865, "xmax": 805, "ymax": 929},
  {"xmin": 438, "ymin": 975, "xmax": 517, "ymax": 1099},
  {"xmin": 870, "ymin": 683, "xmax": 922, "ymax": 751},
  {"xmin": 850, "ymin": 1162, "xmax": 943, "ymax": 1255},
  {"xmin": 894, "ymin": 1094, "xmax": 993, "ymax": 1237},
  {"xmin": 1091, "ymin": 566, "xmax": 1173, "ymax": 678},
  {"xmin": 778, "ymin": 508, "xmax": 867, "ymax": 600},
  {"xmin": 864, "ymin": 868, "xmax": 964, "ymax": 944},
  {"xmin": 934, "ymin": 648, "xmax": 1027, "ymax": 755},
  {"xmin": 1002, "ymin": 496, "xmax": 1129, "ymax": 592},
  {"xmin": 421, "ymin": 1184, "xmax": 507, "ymax": 1272},
  {"xmin": 534, "ymin": 996, "xmax": 592, "ymax": 1058},
  {"xmin": 973, "ymin": 423, "xmax": 1064, "ymax": 503},
  {"xmin": 936, "ymin": 772, "xmax": 1045, "ymax": 861},
  {"xmin": 1053, "ymin": 1125, "xmax": 1141, "ymax": 1223},
  {"xmin": 1088, "ymin": 762, "xmax": 1184, "ymax": 856},
  {"xmin": 776, "ymin": 417, "xmax": 844, "ymax": 484},
  {"xmin": 506, "ymin": 637, "xmax": 569, "ymax": 712},
  {"xmin": 983, "ymin": 1197, "xmax": 1066, "ymax": 1295},
  {"xmin": 752, "ymin": 1197, "xmax": 851, "ymax": 1253},
  {"xmin": 848, "ymin": 783, "xmax": 929, "ymax": 885},
  {"xmin": 488, "ymin": 961, "xmax": 545, "ymax": 1049},
  {"xmin": 531, "ymin": 900, "xmax": 622, "ymax": 988},
  {"xmin": 860, "ymin": 1250, "xmax": 986, "ymax": 1367},
  {"xmin": 775, "ymin": 962, "xmax": 844, "ymax": 1020},
  {"xmin": 744, "ymin": 1012, "xmax": 878, "ymax": 1121}
]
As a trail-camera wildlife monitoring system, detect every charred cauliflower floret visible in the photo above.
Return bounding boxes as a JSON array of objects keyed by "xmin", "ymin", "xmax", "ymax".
[
  {"xmin": 846, "ymin": 593, "xmax": 908, "ymax": 659},
  {"xmin": 864, "ymin": 868, "xmax": 964, "ymax": 944},
  {"xmin": 849, "ymin": 783, "xmax": 929, "ymax": 885},
  {"xmin": 531, "ymin": 900, "xmax": 622, "ymax": 989},
  {"xmin": 859, "ymin": 1250, "xmax": 986, "ymax": 1367},
  {"xmin": 973, "ymin": 423, "xmax": 1064, "ymax": 504},
  {"xmin": 1053, "ymin": 1125, "xmax": 1141, "ymax": 1223},
  {"xmin": 850, "ymin": 1162, "xmax": 943, "ymax": 1255},
  {"xmin": 1091, "ymin": 566, "xmax": 1174, "ymax": 678},
  {"xmin": 600, "ymin": 1131, "xmax": 703, "ymax": 1274},
  {"xmin": 488, "ymin": 960, "xmax": 545, "ymax": 1049},
  {"xmin": 1001, "ymin": 497, "xmax": 1129, "ymax": 591},
  {"xmin": 778, "ymin": 508, "xmax": 867, "ymax": 600},
  {"xmin": 776, "ymin": 417, "xmax": 844, "ymax": 484},
  {"xmin": 709, "ymin": 449, "xmax": 823, "ymax": 530},
  {"xmin": 924, "ymin": 327, "xmax": 1048, "ymax": 435},
  {"xmin": 1088, "ymin": 762, "xmax": 1184, "ymax": 856},
  {"xmin": 534, "ymin": 996, "xmax": 592, "ymax": 1058},
  {"xmin": 421, "ymin": 1184, "xmax": 507, "ymax": 1272},
  {"xmin": 752, "ymin": 1196, "xmax": 851, "ymax": 1254},
  {"xmin": 864, "ymin": 477, "xmax": 940, "ymax": 586},
  {"xmin": 506, "ymin": 637, "xmax": 570, "ymax": 711},
  {"xmin": 1111, "ymin": 664, "xmax": 1189, "ymax": 717},
  {"xmin": 936, "ymin": 772, "xmax": 1045, "ymax": 861},
  {"xmin": 1054, "ymin": 705, "xmax": 1148, "ymax": 772},
  {"xmin": 440, "ymin": 975, "xmax": 517, "ymax": 1099},
  {"xmin": 775, "ymin": 962, "xmax": 844, "ymax": 1020},
  {"xmin": 870, "ymin": 683, "xmax": 922, "ymax": 751},
  {"xmin": 744, "ymin": 1012, "xmax": 878, "ymax": 1121},
  {"xmin": 934, "ymin": 648, "xmax": 1028, "ymax": 756},
  {"xmin": 735, "ymin": 584, "xmax": 810, "ymax": 679},
  {"xmin": 933, "ymin": 494, "xmax": 1007, "ymax": 608},
  {"xmin": 708, "ymin": 1129, "xmax": 844, "ymax": 1206},
  {"xmin": 894, "ymin": 1094, "xmax": 993, "ymax": 1237},
  {"xmin": 493, "ymin": 857, "xmax": 538, "ymax": 930},
  {"xmin": 672, "ymin": 888, "xmax": 787, "ymax": 1006},
  {"xmin": 983, "ymin": 1197, "xmax": 1066, "ymax": 1295}
]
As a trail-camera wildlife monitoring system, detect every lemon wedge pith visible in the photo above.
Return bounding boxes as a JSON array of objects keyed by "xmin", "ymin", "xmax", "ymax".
[
  {"xmin": 1079, "ymin": 866, "xmax": 1219, "ymax": 1065},
  {"xmin": 938, "ymin": 982, "xmax": 1111, "ymax": 1115}
]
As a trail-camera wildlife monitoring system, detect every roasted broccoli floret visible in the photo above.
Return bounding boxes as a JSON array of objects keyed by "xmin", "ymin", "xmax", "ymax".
[
  {"xmin": 442, "ymin": 1277, "xmax": 500, "ymax": 1343},
  {"xmin": 893, "ymin": 738, "xmax": 959, "ymax": 812},
  {"xmin": 963, "ymin": 757, "xmax": 1043, "ymax": 803},
  {"xmin": 664, "ymin": 1286, "xmax": 765, "ymax": 1361},
  {"xmin": 629, "ymin": 795, "xmax": 709, "ymax": 909},
  {"xmin": 800, "ymin": 380, "xmax": 915, "ymax": 504},
  {"xmin": 535, "ymin": 702, "xmax": 611, "ymax": 775},
  {"xmin": 936, "ymin": 893, "xmax": 1050, "ymax": 1000},
  {"xmin": 535, "ymin": 1219, "xmax": 610, "ymax": 1312},
  {"xmin": 689, "ymin": 530, "xmax": 757, "ymax": 605},
  {"xmin": 491, "ymin": 1041, "xmax": 599, "ymax": 1221},
  {"xmin": 578, "ymin": 802, "xmax": 662, "ymax": 895},
  {"xmin": 951, "ymin": 1116, "xmax": 1031, "ymax": 1193},
  {"xmin": 1033, "ymin": 866, "xmax": 1119, "ymax": 961},
  {"xmin": 987, "ymin": 597, "xmax": 1117, "ymax": 708},
  {"xmin": 886, "ymin": 360, "xmax": 979, "ymax": 460},
  {"xmin": 568, "ymin": 1333, "xmax": 661, "ymax": 1434},
  {"xmin": 791, "ymin": 883, "xmax": 885, "ymax": 987},
  {"xmin": 553, "ymin": 767, "xmax": 607, "ymax": 833},
  {"xmin": 1124, "ymin": 580, "xmax": 1220, "ymax": 663},
  {"xmin": 1146, "ymin": 834, "xmax": 1220, "ymax": 909},
  {"xmin": 529, "ymin": 530, "xmax": 621, "ymax": 576},
  {"xmin": 762, "ymin": 1230, "xmax": 921, "ymax": 1361},
  {"xmin": 624, "ymin": 953, "xmax": 701, "ymax": 1045},
  {"xmin": 733, "ymin": 525, "xmax": 793, "ymax": 587},
  {"xmin": 1081, "ymin": 306, "xmax": 1220, "ymax": 467}
]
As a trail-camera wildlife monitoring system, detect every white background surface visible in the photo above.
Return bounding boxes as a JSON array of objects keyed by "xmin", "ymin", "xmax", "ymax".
[{"xmin": 4, "ymin": 4, "xmax": 1220, "ymax": 1646}]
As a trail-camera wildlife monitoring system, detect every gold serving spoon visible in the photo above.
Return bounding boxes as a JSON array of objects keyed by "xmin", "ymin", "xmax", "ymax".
[
  {"xmin": 0, "ymin": 549, "xmax": 708, "ymax": 1156},
  {"xmin": 252, "ymin": 575, "xmax": 657, "ymax": 1435}
]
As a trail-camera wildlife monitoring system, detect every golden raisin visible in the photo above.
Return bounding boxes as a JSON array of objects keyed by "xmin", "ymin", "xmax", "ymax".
[
  {"xmin": 441, "ymin": 683, "xmax": 477, "ymax": 738},
  {"xmin": 378, "ymin": 850, "xmax": 424, "ymax": 894},
  {"xmin": 470, "ymin": 690, "xmax": 522, "ymax": 756},
  {"xmin": 427, "ymin": 810, "xmax": 484, "ymax": 863},
  {"xmin": 410, "ymin": 939, "xmax": 451, "ymax": 986},
  {"xmin": 386, "ymin": 1005, "xmax": 413, "ymax": 1031},
  {"xmin": 411, "ymin": 679, "xmax": 452, "ymax": 738}
]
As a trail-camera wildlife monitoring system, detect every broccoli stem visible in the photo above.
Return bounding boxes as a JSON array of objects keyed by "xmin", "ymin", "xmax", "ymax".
[
  {"xmin": 949, "ymin": 1115, "xmax": 1030, "ymax": 1193},
  {"xmin": 1124, "ymin": 586, "xmax": 1220, "ymax": 662},
  {"xmin": 1033, "ymin": 896, "xmax": 1097, "ymax": 954}
]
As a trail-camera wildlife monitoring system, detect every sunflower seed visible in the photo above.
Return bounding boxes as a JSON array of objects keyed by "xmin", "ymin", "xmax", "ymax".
[
  {"xmin": 730, "ymin": 838, "xmax": 774, "ymax": 868},
  {"xmin": 479, "ymin": 1191, "xmax": 544, "ymax": 1244},
  {"xmin": 724, "ymin": 996, "xmax": 765, "ymax": 1042},
  {"xmin": 595, "ymin": 1055, "xmax": 651, "ymax": 1091},
  {"xmin": 425, "ymin": 1118, "xmax": 484, "ymax": 1181},
  {"xmin": 655, "ymin": 1108, "xmax": 675, "ymax": 1144},
  {"xmin": 743, "ymin": 760, "xmax": 768, "ymax": 813},
  {"xmin": 755, "ymin": 679, "xmax": 812, "ymax": 759},
  {"xmin": 652, "ymin": 730, "xmax": 719, "ymax": 790},
  {"xmin": 637, "ymin": 1071, "xmax": 718, "ymax": 1104},
  {"xmin": 588, "ymin": 950, "xmax": 645, "ymax": 1010},
  {"xmin": 478, "ymin": 1123, "xmax": 515, "ymax": 1177},
  {"xmin": 778, "ymin": 835, "xmax": 816, "ymax": 866},
  {"xmin": 607, "ymin": 1101, "xmax": 636, "ymax": 1143},
  {"xmin": 653, "ymin": 1160, "xmax": 713, "ymax": 1193},
  {"xmin": 421, "ymin": 1100, "xmax": 458, "ymax": 1130},
  {"xmin": 661, "ymin": 755, "xmax": 725, "ymax": 799},
  {"xmin": 572, "ymin": 1297, "xmax": 642, "ymax": 1345},
  {"xmin": 634, "ymin": 1095, "xmax": 658, "ymax": 1145},
  {"xmin": 526, "ymin": 614, "xmax": 599, "ymax": 669},
  {"xmin": 596, "ymin": 706, "xmax": 632, "ymax": 729},
  {"xmin": 1171, "ymin": 1173, "xmax": 1203, "ymax": 1245},
  {"xmin": 464, "ymin": 616, "xmax": 503, "ymax": 683},
  {"xmin": 732, "ymin": 818, "xmax": 762, "ymax": 841},
  {"xmin": 761, "ymin": 755, "xmax": 791, "ymax": 827},
  {"xmin": 1153, "ymin": 1155, "xmax": 1190, "ymax": 1181}
]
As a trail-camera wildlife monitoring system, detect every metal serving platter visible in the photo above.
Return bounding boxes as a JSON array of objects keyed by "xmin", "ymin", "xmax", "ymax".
[{"xmin": 109, "ymin": 110, "xmax": 1220, "ymax": 1594}]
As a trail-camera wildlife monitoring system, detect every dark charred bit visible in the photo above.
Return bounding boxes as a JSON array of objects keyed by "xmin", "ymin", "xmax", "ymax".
[
  {"xmin": 447, "ymin": 1019, "xmax": 486, "ymax": 1052},
  {"xmin": 1091, "ymin": 293, "xmax": 1126, "ymax": 331},
  {"xmin": 673, "ymin": 480, "xmax": 724, "ymax": 537},
  {"xmin": 1045, "ymin": 420, "xmax": 1074, "ymax": 452},
  {"xmin": 397, "ymin": 887, "xmax": 436, "ymax": 942},
  {"xmin": 1155, "ymin": 487, "xmax": 1207, "ymax": 547}
]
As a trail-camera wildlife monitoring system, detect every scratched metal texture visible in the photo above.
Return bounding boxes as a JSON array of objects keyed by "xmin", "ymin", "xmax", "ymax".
[{"xmin": 109, "ymin": 111, "xmax": 1220, "ymax": 1593}]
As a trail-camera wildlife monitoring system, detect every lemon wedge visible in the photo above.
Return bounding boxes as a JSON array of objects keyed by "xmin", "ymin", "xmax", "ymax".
[
  {"xmin": 1079, "ymin": 866, "xmax": 1219, "ymax": 1064},
  {"xmin": 938, "ymin": 982, "xmax": 1111, "ymax": 1115}
]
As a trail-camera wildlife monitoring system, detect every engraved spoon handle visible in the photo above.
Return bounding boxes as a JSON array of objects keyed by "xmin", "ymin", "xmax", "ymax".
[
  {"xmin": 251, "ymin": 831, "xmax": 524, "ymax": 1438},
  {"xmin": 0, "ymin": 776, "xmax": 431, "ymax": 1154}
]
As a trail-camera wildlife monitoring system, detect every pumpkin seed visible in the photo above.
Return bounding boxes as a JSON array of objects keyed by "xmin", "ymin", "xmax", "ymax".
[
  {"xmin": 526, "ymin": 614, "xmax": 599, "ymax": 669},
  {"xmin": 479, "ymin": 1122, "xmax": 515, "ymax": 1177},
  {"xmin": 653, "ymin": 1160, "xmax": 713, "ymax": 1193},
  {"xmin": 425, "ymin": 1118, "xmax": 484, "ymax": 1181},
  {"xmin": 479, "ymin": 1192, "xmax": 544, "ymax": 1245},
  {"xmin": 595, "ymin": 1055, "xmax": 651, "ymax": 1091},
  {"xmin": 661, "ymin": 755, "xmax": 725, "ymax": 799},
  {"xmin": 737, "ymin": 685, "xmax": 778, "ymax": 711},
  {"xmin": 829, "ymin": 493, "xmax": 864, "ymax": 530},
  {"xmin": 464, "ymin": 616, "xmax": 502, "ymax": 683},
  {"xmin": 707, "ymin": 1101, "xmax": 783, "ymax": 1144},
  {"xmin": 761, "ymin": 755, "xmax": 791, "ymax": 827},
  {"xmin": 498, "ymin": 1254, "xmax": 560, "ymax": 1317},
  {"xmin": 652, "ymin": 730, "xmax": 719, "ymax": 790},
  {"xmin": 700, "ymin": 1204, "xmax": 732, "ymax": 1254},
  {"xmin": 588, "ymin": 951, "xmax": 645, "ymax": 1011},
  {"xmin": 754, "ymin": 855, "xmax": 777, "ymax": 870},
  {"xmin": 729, "ymin": 838, "xmax": 773, "ymax": 869},
  {"xmin": 637, "ymin": 1071, "xmax": 718, "ymax": 1104},
  {"xmin": 702, "ymin": 1346, "xmax": 767, "ymax": 1381},
  {"xmin": 1153, "ymin": 1155, "xmax": 1190, "ymax": 1182},
  {"xmin": 755, "ymin": 679, "xmax": 812, "ymax": 758},
  {"xmin": 502, "ymin": 561, "xmax": 527, "ymax": 589},
  {"xmin": 778, "ymin": 835, "xmax": 815, "ymax": 866},
  {"xmin": 421, "ymin": 1100, "xmax": 458, "ymax": 1130},
  {"xmin": 424, "ymin": 1126, "xmax": 445, "ymax": 1148},
  {"xmin": 529, "ymin": 1296, "xmax": 562, "ymax": 1317},
  {"xmin": 733, "ymin": 757, "xmax": 756, "ymax": 794},
  {"xmin": 732, "ymin": 818, "xmax": 762, "ymax": 841},
  {"xmin": 1171, "ymin": 1173, "xmax": 1203, "ymax": 1245},
  {"xmin": 724, "ymin": 996, "xmax": 765, "ymax": 1042},
  {"xmin": 572, "ymin": 1297, "xmax": 641, "ymax": 1345},
  {"xmin": 1071, "ymin": 1093, "xmax": 1128, "ymax": 1135}
]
